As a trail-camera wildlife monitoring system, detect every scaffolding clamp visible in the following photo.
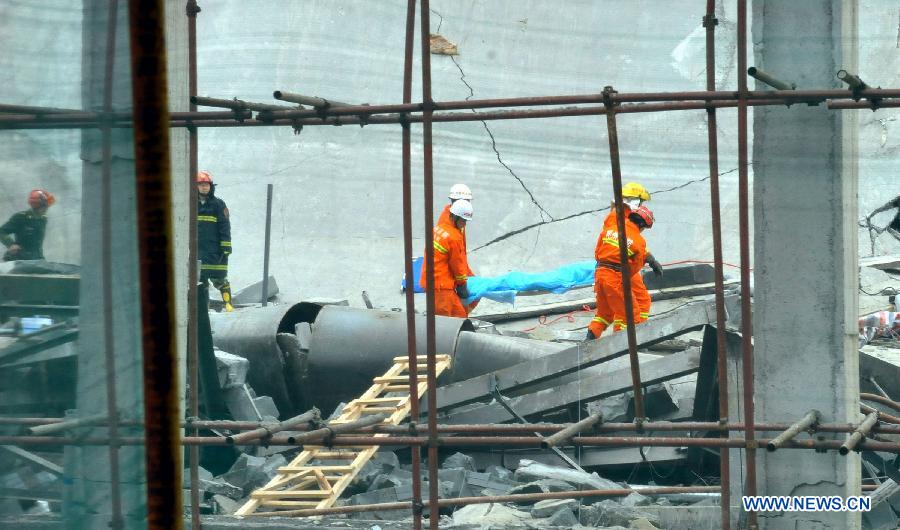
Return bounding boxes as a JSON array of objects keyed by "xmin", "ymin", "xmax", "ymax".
[{"xmin": 702, "ymin": 15, "xmax": 718, "ymax": 28}]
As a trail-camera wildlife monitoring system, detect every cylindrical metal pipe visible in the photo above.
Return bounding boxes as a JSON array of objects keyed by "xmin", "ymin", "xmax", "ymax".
[
  {"xmin": 191, "ymin": 95, "xmax": 295, "ymax": 112},
  {"xmin": 28, "ymin": 412, "xmax": 110, "ymax": 436},
  {"xmin": 127, "ymin": 0, "xmax": 181, "ymax": 526},
  {"xmin": 209, "ymin": 302, "xmax": 322, "ymax": 416},
  {"xmin": 272, "ymin": 91, "xmax": 349, "ymax": 108},
  {"xmin": 304, "ymin": 306, "xmax": 474, "ymax": 415},
  {"xmin": 827, "ymin": 99, "xmax": 900, "ymax": 110},
  {"xmin": 860, "ymin": 393, "xmax": 900, "ymax": 413},
  {"xmin": 541, "ymin": 412, "xmax": 602, "ymax": 448},
  {"xmin": 841, "ymin": 412, "xmax": 880, "ymax": 455},
  {"xmin": 736, "ymin": 4, "xmax": 757, "ymax": 528},
  {"xmin": 837, "ymin": 70, "xmax": 868, "ymax": 92},
  {"xmin": 186, "ymin": 0, "xmax": 201, "ymax": 528},
  {"xmin": 285, "ymin": 413, "xmax": 386, "ymax": 445},
  {"xmin": 747, "ymin": 67, "xmax": 796, "ymax": 91},
  {"xmin": 261, "ymin": 184, "xmax": 273, "ymax": 306},
  {"xmin": 225, "ymin": 408, "xmax": 319, "ymax": 445},
  {"xmin": 602, "ymin": 85, "xmax": 645, "ymax": 421},
  {"xmin": 767, "ymin": 410, "xmax": 821, "ymax": 452},
  {"xmin": 703, "ymin": 3, "xmax": 730, "ymax": 528},
  {"xmin": 400, "ymin": 0, "xmax": 422, "ymax": 527}
]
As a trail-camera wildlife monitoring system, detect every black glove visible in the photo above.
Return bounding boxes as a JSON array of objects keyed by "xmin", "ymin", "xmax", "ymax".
[
  {"xmin": 646, "ymin": 254, "xmax": 664, "ymax": 278},
  {"xmin": 455, "ymin": 283, "xmax": 469, "ymax": 300}
]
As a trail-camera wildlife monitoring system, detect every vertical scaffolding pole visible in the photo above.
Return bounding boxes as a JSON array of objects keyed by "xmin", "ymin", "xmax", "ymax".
[
  {"xmin": 401, "ymin": 1, "xmax": 423, "ymax": 528},
  {"xmin": 186, "ymin": 2, "xmax": 201, "ymax": 528},
  {"xmin": 703, "ymin": 2, "xmax": 730, "ymax": 528},
  {"xmin": 736, "ymin": 0, "xmax": 758, "ymax": 527},
  {"xmin": 100, "ymin": 1, "xmax": 123, "ymax": 528},
  {"xmin": 602, "ymin": 86, "xmax": 645, "ymax": 422},
  {"xmin": 419, "ymin": 1, "xmax": 440, "ymax": 528},
  {"xmin": 127, "ymin": 1, "xmax": 182, "ymax": 528},
  {"xmin": 262, "ymin": 183, "xmax": 273, "ymax": 306}
]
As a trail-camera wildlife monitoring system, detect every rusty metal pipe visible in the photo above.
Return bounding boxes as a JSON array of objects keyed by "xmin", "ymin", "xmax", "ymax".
[
  {"xmin": 861, "ymin": 404, "xmax": 900, "ymax": 424},
  {"xmin": 747, "ymin": 67, "xmax": 796, "ymax": 91},
  {"xmin": 225, "ymin": 408, "xmax": 320, "ymax": 445},
  {"xmin": 285, "ymin": 413, "xmax": 386, "ymax": 445},
  {"xmin": 736, "ymin": 2, "xmax": 757, "ymax": 527},
  {"xmin": 0, "ymin": 103, "xmax": 82, "ymax": 114},
  {"xmin": 860, "ymin": 393, "xmax": 900, "ymax": 413},
  {"xmin": 841, "ymin": 412, "xmax": 880, "ymax": 455},
  {"xmin": 400, "ymin": 0, "xmax": 422, "ymax": 528},
  {"xmin": 602, "ymin": 85, "xmax": 645, "ymax": 422},
  {"xmin": 186, "ymin": 1, "xmax": 201, "ymax": 529},
  {"xmin": 766, "ymin": 410, "xmax": 821, "ymax": 452},
  {"xmin": 703, "ymin": 2, "xmax": 730, "ymax": 528},
  {"xmin": 540, "ymin": 412, "xmax": 602, "ymax": 448},
  {"xmin": 28, "ymin": 413, "xmax": 111, "ymax": 435},
  {"xmin": 827, "ymin": 99, "xmax": 900, "ymax": 110},
  {"xmin": 242, "ymin": 486, "xmax": 721, "ymax": 518}
]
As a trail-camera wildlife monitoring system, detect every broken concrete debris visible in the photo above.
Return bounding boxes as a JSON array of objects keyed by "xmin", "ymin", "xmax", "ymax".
[
  {"xmin": 514, "ymin": 459, "xmax": 620, "ymax": 491},
  {"xmin": 530, "ymin": 497, "xmax": 578, "ymax": 518},
  {"xmin": 214, "ymin": 348, "xmax": 249, "ymax": 388}
]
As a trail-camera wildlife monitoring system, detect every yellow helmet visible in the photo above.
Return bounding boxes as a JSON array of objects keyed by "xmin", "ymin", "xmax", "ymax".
[{"xmin": 622, "ymin": 182, "xmax": 650, "ymax": 201}]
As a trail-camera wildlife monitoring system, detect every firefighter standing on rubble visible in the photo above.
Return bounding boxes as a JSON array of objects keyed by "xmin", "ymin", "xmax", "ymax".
[
  {"xmin": 599, "ymin": 182, "xmax": 663, "ymax": 327},
  {"xmin": 587, "ymin": 204, "xmax": 656, "ymax": 340},
  {"xmin": 197, "ymin": 170, "xmax": 234, "ymax": 312},
  {"xmin": 421, "ymin": 199, "xmax": 475, "ymax": 318},
  {"xmin": 0, "ymin": 189, "xmax": 55, "ymax": 261}
]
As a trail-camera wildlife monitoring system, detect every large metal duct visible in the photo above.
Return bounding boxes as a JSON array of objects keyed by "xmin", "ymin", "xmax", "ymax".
[
  {"xmin": 303, "ymin": 305, "xmax": 474, "ymax": 414},
  {"xmin": 209, "ymin": 302, "xmax": 322, "ymax": 417}
]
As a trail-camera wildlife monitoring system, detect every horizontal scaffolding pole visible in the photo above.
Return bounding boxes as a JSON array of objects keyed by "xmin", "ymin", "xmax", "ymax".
[
  {"xmin": 5, "ymin": 418, "xmax": 900, "ymax": 435},
  {"xmin": 3, "ymin": 434, "xmax": 900, "ymax": 452}
]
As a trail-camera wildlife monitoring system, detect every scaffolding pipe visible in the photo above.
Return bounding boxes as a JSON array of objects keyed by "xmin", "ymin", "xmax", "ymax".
[
  {"xmin": 284, "ymin": 413, "xmax": 386, "ymax": 445},
  {"xmin": 736, "ymin": 2, "xmax": 757, "ymax": 528},
  {"xmin": 602, "ymin": 85, "xmax": 645, "ymax": 422},
  {"xmin": 540, "ymin": 412, "xmax": 602, "ymax": 448},
  {"xmin": 747, "ymin": 67, "xmax": 796, "ymax": 91},
  {"xmin": 703, "ymin": 3, "xmax": 730, "ymax": 528},
  {"xmin": 401, "ymin": 0, "xmax": 423, "ymax": 528},
  {"xmin": 766, "ymin": 410, "xmax": 821, "ymax": 452},
  {"xmin": 186, "ymin": 2, "xmax": 201, "ymax": 529},
  {"xmin": 272, "ymin": 90, "xmax": 348, "ymax": 108},
  {"xmin": 860, "ymin": 393, "xmax": 900, "ymax": 413},
  {"xmin": 225, "ymin": 408, "xmax": 320, "ymax": 445},
  {"xmin": 191, "ymin": 95, "xmax": 296, "ymax": 112},
  {"xmin": 841, "ymin": 412, "xmax": 880, "ymax": 455}
]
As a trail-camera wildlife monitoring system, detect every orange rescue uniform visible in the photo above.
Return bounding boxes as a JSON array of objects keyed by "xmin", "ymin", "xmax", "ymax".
[
  {"xmin": 589, "ymin": 215, "xmax": 647, "ymax": 337},
  {"xmin": 601, "ymin": 207, "xmax": 651, "ymax": 322},
  {"xmin": 420, "ymin": 217, "xmax": 472, "ymax": 318}
]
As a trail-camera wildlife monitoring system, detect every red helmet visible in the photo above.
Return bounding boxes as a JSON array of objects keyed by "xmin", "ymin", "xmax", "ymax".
[
  {"xmin": 28, "ymin": 189, "xmax": 55, "ymax": 209},
  {"xmin": 631, "ymin": 205, "xmax": 654, "ymax": 228},
  {"xmin": 197, "ymin": 170, "xmax": 213, "ymax": 184}
]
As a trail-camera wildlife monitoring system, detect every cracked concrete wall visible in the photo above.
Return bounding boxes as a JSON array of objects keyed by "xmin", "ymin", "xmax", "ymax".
[{"xmin": 193, "ymin": 0, "xmax": 749, "ymax": 310}]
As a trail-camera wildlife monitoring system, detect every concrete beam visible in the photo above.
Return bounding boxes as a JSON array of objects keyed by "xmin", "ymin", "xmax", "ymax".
[
  {"xmin": 443, "ymin": 347, "xmax": 701, "ymax": 424},
  {"xmin": 436, "ymin": 299, "xmax": 715, "ymax": 411}
]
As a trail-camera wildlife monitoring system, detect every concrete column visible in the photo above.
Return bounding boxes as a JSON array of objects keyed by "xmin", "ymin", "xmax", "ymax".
[
  {"xmin": 746, "ymin": 1, "xmax": 860, "ymax": 529},
  {"xmin": 65, "ymin": 1, "xmax": 189, "ymax": 527}
]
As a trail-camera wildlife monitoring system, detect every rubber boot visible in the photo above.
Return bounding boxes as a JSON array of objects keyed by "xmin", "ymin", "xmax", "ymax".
[
  {"xmin": 584, "ymin": 329, "xmax": 597, "ymax": 341},
  {"xmin": 222, "ymin": 286, "xmax": 234, "ymax": 312}
]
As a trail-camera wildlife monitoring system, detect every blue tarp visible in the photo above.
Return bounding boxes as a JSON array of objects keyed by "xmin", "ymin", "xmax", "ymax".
[{"xmin": 403, "ymin": 258, "xmax": 596, "ymax": 305}]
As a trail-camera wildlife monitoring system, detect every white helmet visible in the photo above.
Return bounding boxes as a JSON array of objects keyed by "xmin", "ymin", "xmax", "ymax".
[
  {"xmin": 449, "ymin": 199, "xmax": 473, "ymax": 221},
  {"xmin": 448, "ymin": 183, "xmax": 473, "ymax": 201}
]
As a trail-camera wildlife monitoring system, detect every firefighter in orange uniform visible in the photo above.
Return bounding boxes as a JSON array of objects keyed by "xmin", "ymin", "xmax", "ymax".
[
  {"xmin": 421, "ymin": 199, "xmax": 474, "ymax": 317},
  {"xmin": 600, "ymin": 183, "xmax": 662, "ymax": 324},
  {"xmin": 587, "ymin": 205, "xmax": 655, "ymax": 340}
]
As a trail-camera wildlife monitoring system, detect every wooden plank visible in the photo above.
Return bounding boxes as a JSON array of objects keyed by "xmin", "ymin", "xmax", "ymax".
[
  {"xmin": 252, "ymin": 490, "xmax": 332, "ymax": 498},
  {"xmin": 278, "ymin": 465, "xmax": 353, "ymax": 473}
]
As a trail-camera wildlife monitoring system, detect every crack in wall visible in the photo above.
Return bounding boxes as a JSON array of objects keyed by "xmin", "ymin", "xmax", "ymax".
[
  {"xmin": 471, "ymin": 165, "xmax": 747, "ymax": 253},
  {"xmin": 431, "ymin": 7, "xmax": 554, "ymax": 225}
]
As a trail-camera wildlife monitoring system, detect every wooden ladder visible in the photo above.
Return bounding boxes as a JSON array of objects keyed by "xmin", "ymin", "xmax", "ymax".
[{"xmin": 235, "ymin": 354, "xmax": 452, "ymax": 516}]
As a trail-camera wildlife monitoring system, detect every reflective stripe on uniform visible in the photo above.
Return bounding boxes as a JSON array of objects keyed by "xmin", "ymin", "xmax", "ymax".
[
  {"xmin": 201, "ymin": 264, "xmax": 228, "ymax": 271},
  {"xmin": 198, "ymin": 215, "xmax": 217, "ymax": 222},
  {"xmin": 220, "ymin": 241, "xmax": 231, "ymax": 247},
  {"xmin": 639, "ymin": 312, "xmax": 650, "ymax": 319},
  {"xmin": 591, "ymin": 316, "xmax": 610, "ymax": 325},
  {"xmin": 601, "ymin": 237, "xmax": 635, "ymax": 257},
  {"xmin": 454, "ymin": 274, "xmax": 468, "ymax": 281},
  {"xmin": 433, "ymin": 241, "xmax": 449, "ymax": 254}
]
